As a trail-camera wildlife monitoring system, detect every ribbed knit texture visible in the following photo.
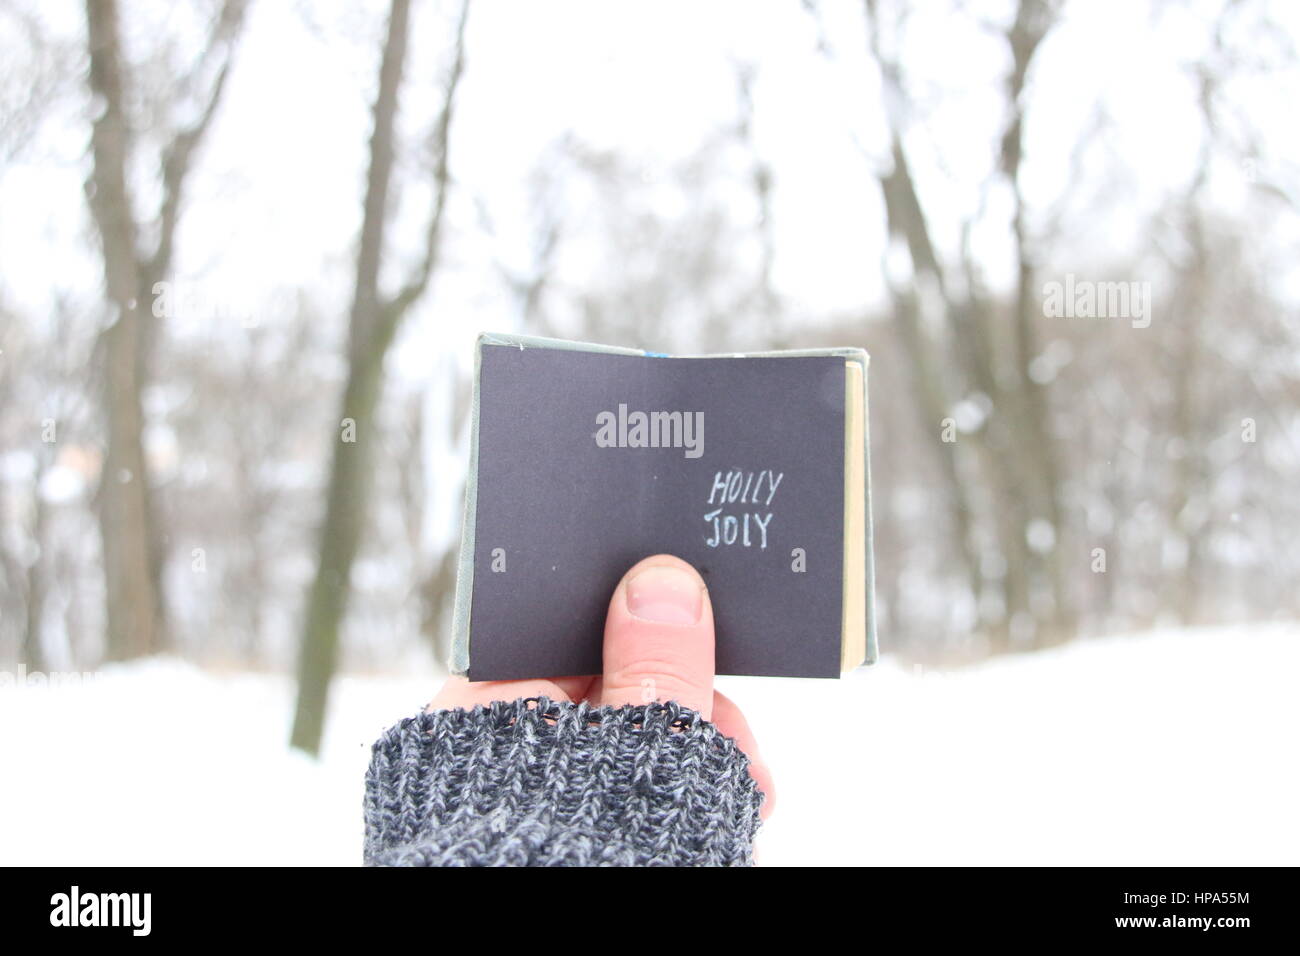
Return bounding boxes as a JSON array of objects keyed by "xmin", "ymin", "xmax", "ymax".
[{"xmin": 364, "ymin": 696, "xmax": 763, "ymax": 866}]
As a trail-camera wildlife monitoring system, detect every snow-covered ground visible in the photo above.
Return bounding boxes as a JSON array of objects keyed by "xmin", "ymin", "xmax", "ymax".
[{"xmin": 2, "ymin": 623, "xmax": 1296, "ymax": 866}]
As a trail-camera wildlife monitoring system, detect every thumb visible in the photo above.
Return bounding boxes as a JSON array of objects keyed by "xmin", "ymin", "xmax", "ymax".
[{"xmin": 599, "ymin": 554, "xmax": 715, "ymax": 719}]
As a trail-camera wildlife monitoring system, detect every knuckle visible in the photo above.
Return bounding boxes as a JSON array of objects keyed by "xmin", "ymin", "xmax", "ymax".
[{"xmin": 606, "ymin": 658, "xmax": 704, "ymax": 704}]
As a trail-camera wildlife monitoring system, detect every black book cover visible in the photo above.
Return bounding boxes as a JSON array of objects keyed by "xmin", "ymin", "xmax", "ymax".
[{"xmin": 466, "ymin": 343, "xmax": 847, "ymax": 679}]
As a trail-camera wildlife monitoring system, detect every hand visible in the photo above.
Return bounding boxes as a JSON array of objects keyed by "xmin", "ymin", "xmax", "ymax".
[{"xmin": 428, "ymin": 553, "xmax": 774, "ymax": 817}]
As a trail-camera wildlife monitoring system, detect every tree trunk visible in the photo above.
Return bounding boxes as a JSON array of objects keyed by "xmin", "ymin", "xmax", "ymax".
[
  {"xmin": 85, "ymin": 0, "xmax": 164, "ymax": 660},
  {"xmin": 1003, "ymin": 0, "xmax": 1072, "ymax": 647},
  {"xmin": 22, "ymin": 458, "xmax": 50, "ymax": 673},
  {"xmin": 877, "ymin": 137, "xmax": 984, "ymax": 611},
  {"xmin": 291, "ymin": 0, "xmax": 415, "ymax": 755},
  {"xmin": 290, "ymin": 352, "xmax": 387, "ymax": 752}
]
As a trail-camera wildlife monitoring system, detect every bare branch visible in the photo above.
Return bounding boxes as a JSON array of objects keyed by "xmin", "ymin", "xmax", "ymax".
[
  {"xmin": 379, "ymin": 0, "xmax": 471, "ymax": 334},
  {"xmin": 147, "ymin": 0, "xmax": 251, "ymax": 287}
]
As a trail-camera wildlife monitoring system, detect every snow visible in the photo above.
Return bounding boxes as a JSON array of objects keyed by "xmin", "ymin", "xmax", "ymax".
[{"xmin": 2, "ymin": 623, "xmax": 1296, "ymax": 866}]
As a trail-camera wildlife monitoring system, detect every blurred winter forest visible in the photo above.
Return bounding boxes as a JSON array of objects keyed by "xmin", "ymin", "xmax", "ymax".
[{"xmin": 1, "ymin": 0, "xmax": 1298, "ymax": 753}]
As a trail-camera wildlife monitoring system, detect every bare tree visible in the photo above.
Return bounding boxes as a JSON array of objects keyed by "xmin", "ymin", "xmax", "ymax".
[
  {"xmin": 82, "ymin": 0, "xmax": 248, "ymax": 660},
  {"xmin": 856, "ymin": 0, "xmax": 1075, "ymax": 652},
  {"xmin": 290, "ymin": 0, "xmax": 470, "ymax": 756},
  {"xmin": 862, "ymin": 0, "xmax": 988, "ymax": 635},
  {"xmin": 999, "ymin": 0, "xmax": 1073, "ymax": 640}
]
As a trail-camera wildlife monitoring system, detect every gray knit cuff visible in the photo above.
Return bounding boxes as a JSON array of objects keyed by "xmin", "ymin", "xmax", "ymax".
[{"xmin": 364, "ymin": 697, "xmax": 763, "ymax": 867}]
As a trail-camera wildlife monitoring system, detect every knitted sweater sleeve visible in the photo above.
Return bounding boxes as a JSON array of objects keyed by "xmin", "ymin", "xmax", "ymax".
[{"xmin": 363, "ymin": 696, "xmax": 763, "ymax": 866}]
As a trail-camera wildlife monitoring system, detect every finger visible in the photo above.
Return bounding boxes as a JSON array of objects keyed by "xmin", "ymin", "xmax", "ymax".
[
  {"xmin": 427, "ymin": 674, "xmax": 594, "ymax": 712},
  {"xmin": 599, "ymin": 554, "xmax": 714, "ymax": 718},
  {"xmin": 711, "ymin": 690, "xmax": 776, "ymax": 820}
]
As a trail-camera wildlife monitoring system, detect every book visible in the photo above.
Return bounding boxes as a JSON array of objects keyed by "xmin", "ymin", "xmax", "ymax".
[{"xmin": 449, "ymin": 332, "xmax": 877, "ymax": 679}]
